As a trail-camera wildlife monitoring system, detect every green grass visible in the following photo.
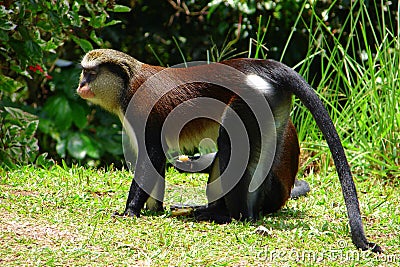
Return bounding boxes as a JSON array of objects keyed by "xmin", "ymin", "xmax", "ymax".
[
  {"xmin": 251, "ymin": 0, "xmax": 399, "ymax": 180},
  {"xmin": 0, "ymin": 165, "xmax": 398, "ymax": 266},
  {"xmin": 290, "ymin": 0, "xmax": 399, "ymax": 180}
]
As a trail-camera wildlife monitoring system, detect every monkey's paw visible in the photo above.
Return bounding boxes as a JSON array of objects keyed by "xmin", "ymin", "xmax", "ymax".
[{"xmin": 112, "ymin": 209, "xmax": 140, "ymax": 218}]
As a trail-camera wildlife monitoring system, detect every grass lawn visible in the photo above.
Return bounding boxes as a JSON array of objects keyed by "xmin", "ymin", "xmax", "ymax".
[{"xmin": 0, "ymin": 163, "xmax": 398, "ymax": 266}]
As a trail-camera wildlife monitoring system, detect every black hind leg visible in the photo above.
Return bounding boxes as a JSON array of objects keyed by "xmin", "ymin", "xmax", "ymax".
[
  {"xmin": 193, "ymin": 154, "xmax": 232, "ymax": 223},
  {"xmin": 170, "ymin": 199, "xmax": 231, "ymax": 223},
  {"xmin": 170, "ymin": 154, "xmax": 232, "ymax": 223},
  {"xmin": 192, "ymin": 199, "xmax": 231, "ymax": 223}
]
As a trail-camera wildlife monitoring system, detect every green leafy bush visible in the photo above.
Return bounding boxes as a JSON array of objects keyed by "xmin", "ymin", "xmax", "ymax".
[
  {"xmin": 0, "ymin": 106, "xmax": 39, "ymax": 168},
  {"xmin": 0, "ymin": 0, "xmax": 130, "ymax": 166},
  {"xmin": 38, "ymin": 64, "xmax": 124, "ymax": 165}
]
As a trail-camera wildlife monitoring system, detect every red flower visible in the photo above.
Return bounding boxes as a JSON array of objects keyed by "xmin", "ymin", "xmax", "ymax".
[
  {"xmin": 28, "ymin": 64, "xmax": 44, "ymax": 73},
  {"xmin": 36, "ymin": 64, "xmax": 43, "ymax": 72}
]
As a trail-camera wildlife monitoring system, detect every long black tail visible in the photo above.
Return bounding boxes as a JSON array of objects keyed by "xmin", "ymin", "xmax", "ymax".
[{"xmin": 269, "ymin": 61, "xmax": 381, "ymax": 252}]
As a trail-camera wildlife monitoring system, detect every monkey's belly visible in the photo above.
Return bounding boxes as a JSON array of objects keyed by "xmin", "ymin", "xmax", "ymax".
[{"xmin": 165, "ymin": 118, "xmax": 219, "ymax": 153}]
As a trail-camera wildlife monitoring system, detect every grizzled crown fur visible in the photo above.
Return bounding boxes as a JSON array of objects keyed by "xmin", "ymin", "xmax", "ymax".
[{"xmin": 81, "ymin": 49, "xmax": 142, "ymax": 79}]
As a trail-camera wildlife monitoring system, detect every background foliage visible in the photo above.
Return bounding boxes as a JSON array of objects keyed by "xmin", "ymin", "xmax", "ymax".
[
  {"xmin": 0, "ymin": 0, "xmax": 398, "ymax": 179},
  {"xmin": 0, "ymin": 0, "xmax": 130, "ymax": 167}
]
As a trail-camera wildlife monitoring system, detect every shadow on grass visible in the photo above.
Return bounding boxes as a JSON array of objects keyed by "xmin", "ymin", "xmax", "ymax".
[
  {"xmin": 161, "ymin": 204, "xmax": 310, "ymax": 232},
  {"xmin": 258, "ymin": 208, "xmax": 311, "ymax": 231}
]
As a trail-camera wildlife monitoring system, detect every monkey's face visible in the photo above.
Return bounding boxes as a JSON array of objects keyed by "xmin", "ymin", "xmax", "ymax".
[
  {"xmin": 77, "ymin": 67, "xmax": 97, "ymax": 99},
  {"xmin": 77, "ymin": 64, "xmax": 125, "ymax": 115},
  {"xmin": 77, "ymin": 49, "xmax": 144, "ymax": 116}
]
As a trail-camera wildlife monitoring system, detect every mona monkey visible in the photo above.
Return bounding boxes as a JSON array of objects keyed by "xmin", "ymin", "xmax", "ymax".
[{"xmin": 77, "ymin": 49, "xmax": 381, "ymax": 252}]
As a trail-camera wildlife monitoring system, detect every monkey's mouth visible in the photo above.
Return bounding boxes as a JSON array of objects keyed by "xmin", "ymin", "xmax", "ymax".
[{"xmin": 77, "ymin": 84, "xmax": 95, "ymax": 99}]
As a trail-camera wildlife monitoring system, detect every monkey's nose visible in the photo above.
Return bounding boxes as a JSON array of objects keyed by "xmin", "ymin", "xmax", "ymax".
[{"xmin": 77, "ymin": 84, "xmax": 95, "ymax": 99}]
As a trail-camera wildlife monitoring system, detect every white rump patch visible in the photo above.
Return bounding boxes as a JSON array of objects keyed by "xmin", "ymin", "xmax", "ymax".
[{"xmin": 246, "ymin": 74, "xmax": 273, "ymax": 94}]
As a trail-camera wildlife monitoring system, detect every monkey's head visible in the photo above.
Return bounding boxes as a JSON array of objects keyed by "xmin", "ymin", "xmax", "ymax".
[{"xmin": 77, "ymin": 49, "xmax": 142, "ymax": 115}]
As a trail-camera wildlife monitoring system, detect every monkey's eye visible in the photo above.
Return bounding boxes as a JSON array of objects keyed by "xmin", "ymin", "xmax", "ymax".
[
  {"xmin": 83, "ymin": 69, "xmax": 98, "ymax": 81},
  {"xmin": 86, "ymin": 70, "xmax": 97, "ymax": 76},
  {"xmin": 89, "ymin": 70, "xmax": 97, "ymax": 76}
]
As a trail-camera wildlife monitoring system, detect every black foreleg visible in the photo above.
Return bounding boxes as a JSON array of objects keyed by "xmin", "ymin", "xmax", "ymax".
[{"xmin": 123, "ymin": 144, "xmax": 166, "ymax": 217}]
